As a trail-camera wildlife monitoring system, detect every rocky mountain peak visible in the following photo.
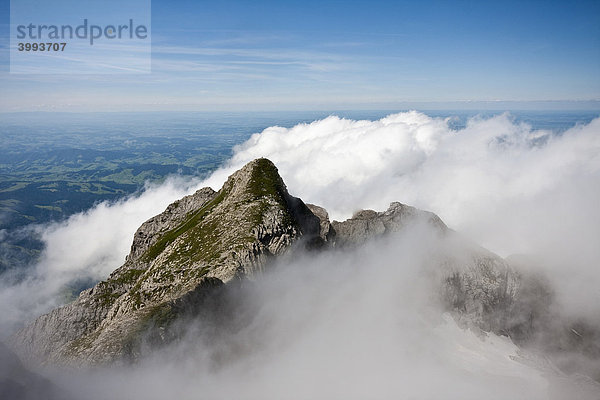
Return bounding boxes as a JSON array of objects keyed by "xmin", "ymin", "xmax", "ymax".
[
  {"xmin": 9, "ymin": 158, "xmax": 566, "ymax": 370},
  {"xmin": 221, "ymin": 157, "xmax": 287, "ymax": 202},
  {"xmin": 10, "ymin": 158, "xmax": 321, "ymax": 365}
]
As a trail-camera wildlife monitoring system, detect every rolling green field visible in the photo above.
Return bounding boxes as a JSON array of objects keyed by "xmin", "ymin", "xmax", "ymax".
[
  {"xmin": 0, "ymin": 110, "xmax": 391, "ymax": 235},
  {"xmin": 0, "ymin": 141, "xmax": 229, "ymax": 229},
  {"xmin": 1, "ymin": 110, "xmax": 597, "ymax": 274},
  {"xmin": 0, "ymin": 112, "xmax": 279, "ymax": 272}
]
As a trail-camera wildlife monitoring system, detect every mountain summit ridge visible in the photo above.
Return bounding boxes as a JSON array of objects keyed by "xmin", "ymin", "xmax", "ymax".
[
  {"xmin": 12, "ymin": 158, "xmax": 322, "ymax": 364},
  {"xmin": 10, "ymin": 158, "xmax": 543, "ymax": 366}
]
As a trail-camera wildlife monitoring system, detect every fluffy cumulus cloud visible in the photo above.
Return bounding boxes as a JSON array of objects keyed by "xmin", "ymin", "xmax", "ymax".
[
  {"xmin": 207, "ymin": 111, "xmax": 600, "ymax": 317},
  {"xmin": 2, "ymin": 110, "xmax": 599, "ymax": 329},
  {"xmin": 1, "ymin": 111, "xmax": 599, "ymax": 398}
]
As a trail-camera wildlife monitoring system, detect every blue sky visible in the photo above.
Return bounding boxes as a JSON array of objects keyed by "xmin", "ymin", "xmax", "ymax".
[{"xmin": 0, "ymin": 0, "xmax": 599, "ymax": 111}]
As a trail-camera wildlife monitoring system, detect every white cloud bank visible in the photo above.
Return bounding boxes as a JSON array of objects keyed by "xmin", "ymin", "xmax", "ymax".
[
  {"xmin": 1, "ymin": 111, "xmax": 599, "ymax": 398},
  {"xmin": 3, "ymin": 110, "xmax": 599, "ymax": 329},
  {"xmin": 207, "ymin": 111, "xmax": 600, "ymax": 317},
  {"xmin": 52, "ymin": 229, "xmax": 600, "ymax": 400}
]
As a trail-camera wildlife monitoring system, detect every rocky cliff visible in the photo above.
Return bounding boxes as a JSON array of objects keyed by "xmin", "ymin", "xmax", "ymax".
[
  {"xmin": 329, "ymin": 201, "xmax": 448, "ymax": 247},
  {"xmin": 10, "ymin": 158, "xmax": 550, "ymax": 367},
  {"xmin": 11, "ymin": 159, "xmax": 321, "ymax": 365}
]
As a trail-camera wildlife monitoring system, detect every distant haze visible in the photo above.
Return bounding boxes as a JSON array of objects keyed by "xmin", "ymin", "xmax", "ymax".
[{"xmin": 1, "ymin": 1, "xmax": 598, "ymax": 111}]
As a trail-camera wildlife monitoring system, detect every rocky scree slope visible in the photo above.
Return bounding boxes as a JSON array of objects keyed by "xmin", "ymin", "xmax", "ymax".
[{"xmin": 10, "ymin": 158, "xmax": 587, "ymax": 371}]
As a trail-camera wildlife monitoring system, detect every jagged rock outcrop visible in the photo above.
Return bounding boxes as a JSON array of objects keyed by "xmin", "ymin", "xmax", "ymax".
[
  {"xmin": 330, "ymin": 201, "xmax": 447, "ymax": 247},
  {"xmin": 306, "ymin": 201, "xmax": 522, "ymax": 337},
  {"xmin": 11, "ymin": 159, "xmax": 321, "ymax": 365},
  {"xmin": 306, "ymin": 204, "xmax": 333, "ymax": 242},
  {"xmin": 10, "ymin": 158, "xmax": 544, "ymax": 368},
  {"xmin": 506, "ymin": 255, "xmax": 600, "ymax": 381},
  {"xmin": 440, "ymin": 246, "xmax": 520, "ymax": 334},
  {"xmin": 126, "ymin": 187, "xmax": 217, "ymax": 262}
]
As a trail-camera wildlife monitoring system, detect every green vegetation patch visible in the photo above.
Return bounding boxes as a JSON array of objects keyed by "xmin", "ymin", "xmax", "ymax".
[
  {"xmin": 0, "ymin": 199, "xmax": 21, "ymax": 207},
  {"xmin": 247, "ymin": 158, "xmax": 296, "ymax": 227},
  {"xmin": 141, "ymin": 302, "xmax": 178, "ymax": 329},
  {"xmin": 96, "ymin": 285, "xmax": 122, "ymax": 308},
  {"xmin": 112, "ymin": 268, "xmax": 145, "ymax": 285},
  {"xmin": 141, "ymin": 187, "xmax": 228, "ymax": 262},
  {"xmin": 0, "ymin": 182, "xmax": 28, "ymax": 193},
  {"xmin": 34, "ymin": 204, "xmax": 62, "ymax": 212},
  {"xmin": 246, "ymin": 158, "xmax": 287, "ymax": 202}
]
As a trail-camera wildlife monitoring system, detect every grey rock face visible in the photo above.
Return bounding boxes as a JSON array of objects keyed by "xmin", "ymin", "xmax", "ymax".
[
  {"xmin": 331, "ymin": 201, "xmax": 447, "ymax": 247},
  {"xmin": 126, "ymin": 187, "xmax": 217, "ymax": 262},
  {"xmin": 10, "ymin": 158, "xmax": 576, "ymax": 372},
  {"xmin": 505, "ymin": 255, "xmax": 600, "ymax": 381},
  {"xmin": 440, "ymin": 249, "xmax": 520, "ymax": 334},
  {"xmin": 326, "ymin": 201, "xmax": 522, "ymax": 337},
  {"xmin": 11, "ymin": 158, "xmax": 321, "ymax": 365},
  {"xmin": 306, "ymin": 204, "xmax": 333, "ymax": 242}
]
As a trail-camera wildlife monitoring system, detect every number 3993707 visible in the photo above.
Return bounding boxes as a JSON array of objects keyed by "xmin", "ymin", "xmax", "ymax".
[{"xmin": 17, "ymin": 42, "xmax": 67, "ymax": 51}]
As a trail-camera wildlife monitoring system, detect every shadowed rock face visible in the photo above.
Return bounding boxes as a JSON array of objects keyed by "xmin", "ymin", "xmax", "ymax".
[
  {"xmin": 9, "ymin": 158, "xmax": 596, "ymax": 376},
  {"xmin": 0, "ymin": 342, "xmax": 72, "ymax": 400},
  {"xmin": 505, "ymin": 256, "xmax": 600, "ymax": 381},
  {"xmin": 10, "ymin": 158, "xmax": 321, "ymax": 365}
]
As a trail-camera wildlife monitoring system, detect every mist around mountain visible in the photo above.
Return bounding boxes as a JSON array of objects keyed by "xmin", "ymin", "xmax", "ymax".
[
  {"xmin": 4, "ymin": 158, "xmax": 600, "ymax": 399},
  {"xmin": 1, "ymin": 111, "xmax": 599, "ymax": 399}
]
